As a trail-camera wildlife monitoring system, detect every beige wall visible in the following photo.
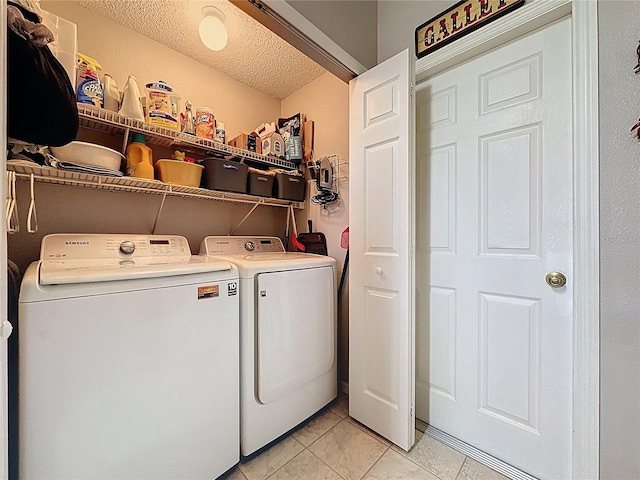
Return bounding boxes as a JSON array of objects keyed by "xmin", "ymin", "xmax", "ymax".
[
  {"xmin": 598, "ymin": 1, "xmax": 640, "ymax": 477},
  {"xmin": 281, "ymin": 71, "xmax": 350, "ymax": 384},
  {"xmin": 8, "ymin": 183, "xmax": 288, "ymax": 274},
  {"xmin": 377, "ymin": 0, "xmax": 452, "ymax": 63},
  {"xmin": 287, "ymin": 0, "xmax": 378, "ymax": 69}
]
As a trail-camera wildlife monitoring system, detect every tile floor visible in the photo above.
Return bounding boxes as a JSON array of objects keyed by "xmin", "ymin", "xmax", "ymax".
[{"xmin": 225, "ymin": 396, "xmax": 509, "ymax": 480}]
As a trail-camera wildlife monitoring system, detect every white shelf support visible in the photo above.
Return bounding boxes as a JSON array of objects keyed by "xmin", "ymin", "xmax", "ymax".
[
  {"xmin": 151, "ymin": 191, "xmax": 168, "ymax": 235},
  {"xmin": 230, "ymin": 200, "xmax": 262, "ymax": 235}
]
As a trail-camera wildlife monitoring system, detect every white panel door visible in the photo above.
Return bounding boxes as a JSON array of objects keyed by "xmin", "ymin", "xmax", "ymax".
[
  {"xmin": 349, "ymin": 49, "xmax": 415, "ymax": 451},
  {"xmin": 416, "ymin": 18, "xmax": 573, "ymax": 479}
]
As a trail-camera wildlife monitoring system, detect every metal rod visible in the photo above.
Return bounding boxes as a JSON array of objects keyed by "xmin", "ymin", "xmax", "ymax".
[
  {"xmin": 151, "ymin": 191, "xmax": 167, "ymax": 234},
  {"xmin": 121, "ymin": 127, "xmax": 130, "ymax": 155},
  {"xmin": 230, "ymin": 201, "xmax": 262, "ymax": 235}
]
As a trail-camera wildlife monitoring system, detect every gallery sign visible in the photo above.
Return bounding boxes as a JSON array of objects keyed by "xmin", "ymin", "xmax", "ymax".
[{"xmin": 415, "ymin": 0, "xmax": 525, "ymax": 58}]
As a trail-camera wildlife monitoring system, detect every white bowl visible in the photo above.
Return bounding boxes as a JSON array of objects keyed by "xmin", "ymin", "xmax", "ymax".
[{"xmin": 50, "ymin": 141, "xmax": 125, "ymax": 171}]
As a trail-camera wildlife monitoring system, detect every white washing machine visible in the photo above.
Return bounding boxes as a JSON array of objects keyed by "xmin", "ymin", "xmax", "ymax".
[
  {"xmin": 199, "ymin": 236, "xmax": 337, "ymax": 457},
  {"xmin": 19, "ymin": 234, "xmax": 240, "ymax": 480}
]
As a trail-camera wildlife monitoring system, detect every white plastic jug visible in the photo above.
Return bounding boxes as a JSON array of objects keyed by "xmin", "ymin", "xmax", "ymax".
[
  {"xmin": 103, "ymin": 74, "xmax": 121, "ymax": 112},
  {"xmin": 118, "ymin": 76, "xmax": 144, "ymax": 121}
]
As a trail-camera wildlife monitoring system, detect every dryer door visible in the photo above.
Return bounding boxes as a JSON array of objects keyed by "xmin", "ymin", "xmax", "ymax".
[{"xmin": 256, "ymin": 266, "xmax": 335, "ymax": 404}]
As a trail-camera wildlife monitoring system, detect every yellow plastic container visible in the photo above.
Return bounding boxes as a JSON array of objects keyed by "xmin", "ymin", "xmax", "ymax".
[
  {"xmin": 126, "ymin": 134, "xmax": 154, "ymax": 180},
  {"xmin": 156, "ymin": 160, "xmax": 204, "ymax": 187}
]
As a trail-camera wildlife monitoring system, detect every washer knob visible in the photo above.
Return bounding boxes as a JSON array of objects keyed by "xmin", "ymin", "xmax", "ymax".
[
  {"xmin": 244, "ymin": 241, "xmax": 255, "ymax": 252},
  {"xmin": 119, "ymin": 240, "xmax": 136, "ymax": 255}
]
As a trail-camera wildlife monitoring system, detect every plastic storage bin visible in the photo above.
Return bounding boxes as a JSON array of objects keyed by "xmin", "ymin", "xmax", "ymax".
[
  {"xmin": 156, "ymin": 160, "xmax": 204, "ymax": 187},
  {"xmin": 248, "ymin": 171, "xmax": 274, "ymax": 197},
  {"xmin": 275, "ymin": 173, "xmax": 306, "ymax": 201},
  {"xmin": 201, "ymin": 158, "xmax": 248, "ymax": 193}
]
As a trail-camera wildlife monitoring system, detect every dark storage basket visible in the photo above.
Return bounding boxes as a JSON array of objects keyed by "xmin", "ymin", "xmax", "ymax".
[
  {"xmin": 201, "ymin": 158, "xmax": 248, "ymax": 193},
  {"xmin": 275, "ymin": 173, "xmax": 306, "ymax": 201},
  {"xmin": 248, "ymin": 171, "xmax": 275, "ymax": 197}
]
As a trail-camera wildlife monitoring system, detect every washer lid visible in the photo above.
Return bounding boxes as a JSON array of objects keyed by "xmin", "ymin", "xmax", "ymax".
[{"xmin": 39, "ymin": 256, "xmax": 232, "ymax": 285}]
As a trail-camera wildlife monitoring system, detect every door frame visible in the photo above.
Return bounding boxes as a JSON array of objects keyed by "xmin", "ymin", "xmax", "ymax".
[
  {"xmin": 1, "ymin": 0, "xmax": 9, "ymax": 477},
  {"xmin": 414, "ymin": 1, "xmax": 599, "ymax": 479}
]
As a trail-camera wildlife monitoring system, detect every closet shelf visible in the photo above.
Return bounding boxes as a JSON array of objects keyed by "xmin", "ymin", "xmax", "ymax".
[
  {"xmin": 7, "ymin": 163, "xmax": 303, "ymax": 209},
  {"xmin": 77, "ymin": 104, "xmax": 299, "ymax": 170}
]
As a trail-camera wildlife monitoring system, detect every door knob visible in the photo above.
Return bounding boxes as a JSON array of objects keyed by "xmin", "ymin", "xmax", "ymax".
[
  {"xmin": 376, "ymin": 267, "xmax": 383, "ymax": 275},
  {"xmin": 545, "ymin": 271, "xmax": 567, "ymax": 288}
]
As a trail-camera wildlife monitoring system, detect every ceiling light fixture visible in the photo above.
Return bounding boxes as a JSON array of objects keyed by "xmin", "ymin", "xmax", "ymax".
[{"xmin": 199, "ymin": 6, "xmax": 228, "ymax": 51}]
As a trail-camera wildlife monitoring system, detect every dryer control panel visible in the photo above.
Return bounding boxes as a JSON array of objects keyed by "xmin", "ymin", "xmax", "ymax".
[{"xmin": 201, "ymin": 236, "xmax": 285, "ymax": 255}]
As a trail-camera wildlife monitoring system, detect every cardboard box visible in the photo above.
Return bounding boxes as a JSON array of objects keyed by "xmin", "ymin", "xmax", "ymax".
[
  {"xmin": 228, "ymin": 133, "xmax": 258, "ymax": 152},
  {"xmin": 261, "ymin": 132, "xmax": 285, "ymax": 159}
]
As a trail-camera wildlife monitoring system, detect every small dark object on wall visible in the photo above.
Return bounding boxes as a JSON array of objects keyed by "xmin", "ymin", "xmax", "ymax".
[
  {"xmin": 635, "ymin": 40, "xmax": 640, "ymax": 74},
  {"xmin": 630, "ymin": 118, "xmax": 640, "ymax": 139}
]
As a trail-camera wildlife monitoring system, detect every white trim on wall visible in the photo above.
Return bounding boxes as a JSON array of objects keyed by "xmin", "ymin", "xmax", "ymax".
[
  {"xmin": 570, "ymin": 1, "xmax": 600, "ymax": 478},
  {"xmin": 1, "ymin": 0, "xmax": 9, "ymax": 476},
  {"xmin": 414, "ymin": 1, "xmax": 600, "ymax": 478}
]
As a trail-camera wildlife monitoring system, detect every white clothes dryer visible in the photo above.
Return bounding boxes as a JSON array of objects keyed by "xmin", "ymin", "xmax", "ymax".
[
  {"xmin": 19, "ymin": 234, "xmax": 240, "ymax": 480},
  {"xmin": 200, "ymin": 236, "xmax": 337, "ymax": 457}
]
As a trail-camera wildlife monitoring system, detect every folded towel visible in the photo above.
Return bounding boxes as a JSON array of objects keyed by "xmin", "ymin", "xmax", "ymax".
[
  {"xmin": 45, "ymin": 154, "xmax": 124, "ymax": 177},
  {"xmin": 248, "ymin": 167, "xmax": 276, "ymax": 176}
]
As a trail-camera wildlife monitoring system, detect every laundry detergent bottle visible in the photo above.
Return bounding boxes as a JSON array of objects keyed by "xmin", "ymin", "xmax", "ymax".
[
  {"xmin": 126, "ymin": 134, "xmax": 154, "ymax": 180},
  {"xmin": 76, "ymin": 53, "xmax": 103, "ymax": 107}
]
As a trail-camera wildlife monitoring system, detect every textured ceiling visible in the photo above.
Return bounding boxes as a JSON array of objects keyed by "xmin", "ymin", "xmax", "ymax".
[{"xmin": 78, "ymin": 0, "xmax": 327, "ymax": 99}]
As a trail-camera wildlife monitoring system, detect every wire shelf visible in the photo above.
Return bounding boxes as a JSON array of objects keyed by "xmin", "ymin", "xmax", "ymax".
[
  {"xmin": 7, "ymin": 163, "xmax": 303, "ymax": 209},
  {"xmin": 77, "ymin": 103, "xmax": 299, "ymax": 170}
]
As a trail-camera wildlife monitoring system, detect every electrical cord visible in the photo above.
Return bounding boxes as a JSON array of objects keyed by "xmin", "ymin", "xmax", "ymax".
[{"xmin": 311, "ymin": 187, "xmax": 338, "ymax": 206}]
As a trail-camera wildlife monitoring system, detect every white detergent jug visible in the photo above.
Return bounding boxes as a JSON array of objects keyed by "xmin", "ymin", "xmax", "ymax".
[
  {"xmin": 118, "ymin": 75, "xmax": 144, "ymax": 121},
  {"xmin": 103, "ymin": 74, "xmax": 121, "ymax": 112}
]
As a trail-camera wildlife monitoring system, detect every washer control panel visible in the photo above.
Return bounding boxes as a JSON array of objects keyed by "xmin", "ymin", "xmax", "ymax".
[
  {"xmin": 40, "ymin": 234, "xmax": 190, "ymax": 260},
  {"xmin": 202, "ymin": 236, "xmax": 285, "ymax": 255}
]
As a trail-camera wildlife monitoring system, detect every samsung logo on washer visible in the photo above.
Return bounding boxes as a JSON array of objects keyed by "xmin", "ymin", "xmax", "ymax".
[{"xmin": 65, "ymin": 241, "xmax": 90, "ymax": 245}]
